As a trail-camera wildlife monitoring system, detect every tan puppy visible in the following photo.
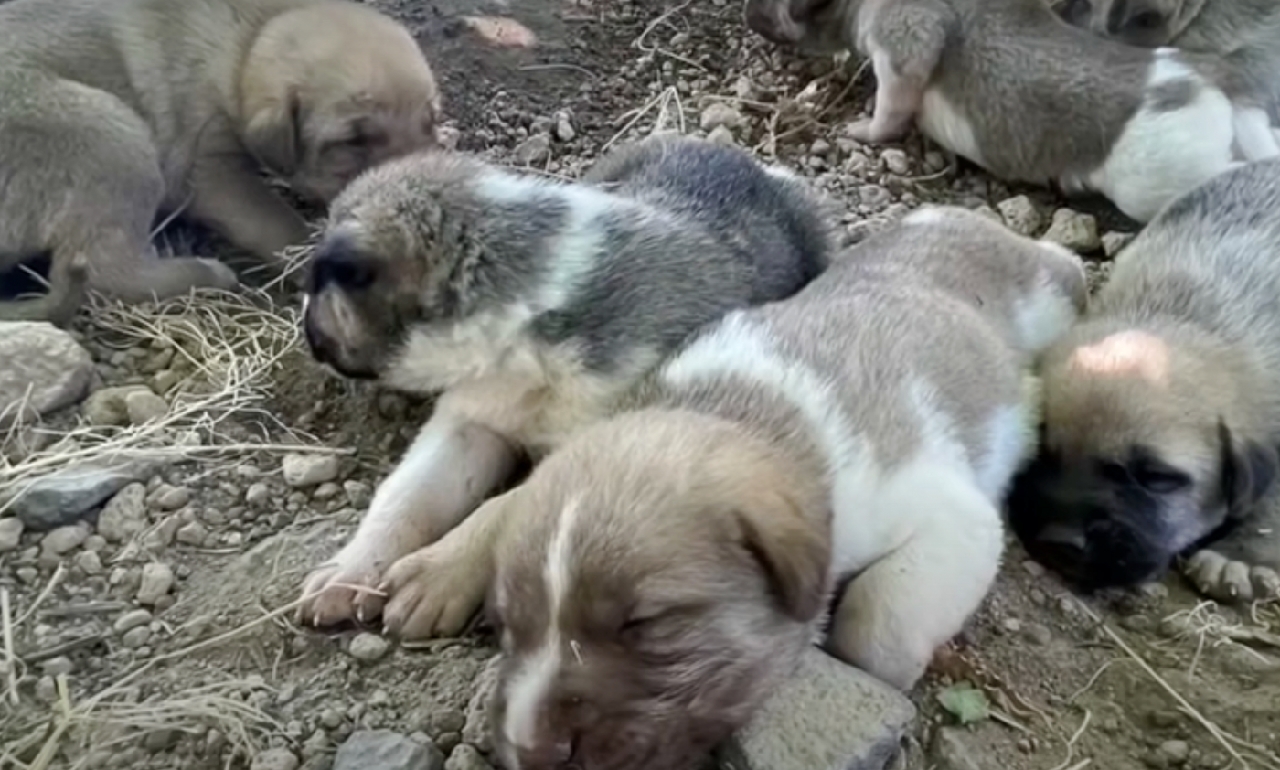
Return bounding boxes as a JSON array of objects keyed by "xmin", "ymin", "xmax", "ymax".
[
  {"xmin": 1008, "ymin": 158, "xmax": 1280, "ymax": 604},
  {"xmin": 352, "ymin": 207, "xmax": 1086, "ymax": 770},
  {"xmin": 744, "ymin": 0, "xmax": 1278, "ymax": 223},
  {"xmin": 0, "ymin": 0, "xmax": 441, "ymax": 323},
  {"xmin": 292, "ymin": 135, "xmax": 833, "ymax": 632}
]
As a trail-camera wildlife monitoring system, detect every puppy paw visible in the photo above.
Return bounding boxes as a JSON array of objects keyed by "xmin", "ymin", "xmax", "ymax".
[
  {"xmin": 296, "ymin": 549, "xmax": 390, "ymax": 629},
  {"xmin": 379, "ymin": 541, "xmax": 488, "ymax": 641},
  {"xmin": 1183, "ymin": 549, "xmax": 1280, "ymax": 603},
  {"xmin": 197, "ymin": 258, "xmax": 241, "ymax": 291},
  {"xmin": 849, "ymin": 118, "xmax": 904, "ymax": 146}
]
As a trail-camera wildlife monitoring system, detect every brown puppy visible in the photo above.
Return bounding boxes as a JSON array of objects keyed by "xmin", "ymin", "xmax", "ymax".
[
  {"xmin": 743, "ymin": 0, "xmax": 1279, "ymax": 223},
  {"xmin": 0, "ymin": 0, "xmax": 441, "ymax": 323},
  {"xmin": 1008, "ymin": 158, "xmax": 1280, "ymax": 604},
  {"xmin": 353, "ymin": 206, "xmax": 1086, "ymax": 770}
]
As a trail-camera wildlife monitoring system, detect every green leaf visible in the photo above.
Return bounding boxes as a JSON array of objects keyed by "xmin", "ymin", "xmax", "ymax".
[{"xmin": 936, "ymin": 682, "xmax": 991, "ymax": 725}]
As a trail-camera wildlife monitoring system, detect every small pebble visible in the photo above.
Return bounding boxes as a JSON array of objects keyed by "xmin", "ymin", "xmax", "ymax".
[
  {"xmin": 136, "ymin": 561, "xmax": 176, "ymax": 605},
  {"xmin": 0, "ymin": 518, "xmax": 24, "ymax": 551},
  {"xmin": 282, "ymin": 455, "xmax": 340, "ymax": 489},
  {"xmin": 347, "ymin": 632, "xmax": 391, "ymax": 662},
  {"xmin": 41, "ymin": 524, "xmax": 89, "ymax": 555},
  {"xmin": 251, "ymin": 748, "xmax": 301, "ymax": 770},
  {"xmin": 114, "ymin": 608, "xmax": 154, "ymax": 634}
]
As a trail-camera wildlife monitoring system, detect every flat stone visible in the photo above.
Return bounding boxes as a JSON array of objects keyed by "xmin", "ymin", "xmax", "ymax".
[
  {"xmin": 718, "ymin": 648, "xmax": 916, "ymax": 770},
  {"xmin": 7, "ymin": 460, "xmax": 161, "ymax": 531},
  {"xmin": 0, "ymin": 517, "xmax": 24, "ymax": 551},
  {"xmin": 0, "ymin": 322, "xmax": 95, "ymax": 430},
  {"xmin": 333, "ymin": 730, "xmax": 445, "ymax": 770},
  {"xmin": 1041, "ymin": 208, "xmax": 1101, "ymax": 253},
  {"xmin": 282, "ymin": 454, "xmax": 339, "ymax": 488}
]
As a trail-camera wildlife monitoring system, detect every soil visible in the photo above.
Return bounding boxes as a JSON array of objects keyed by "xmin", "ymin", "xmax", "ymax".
[{"xmin": 1, "ymin": 1, "xmax": 1278, "ymax": 770}]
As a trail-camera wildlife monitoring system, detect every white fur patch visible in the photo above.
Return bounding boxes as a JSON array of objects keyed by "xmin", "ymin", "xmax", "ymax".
[
  {"xmin": 918, "ymin": 88, "xmax": 985, "ymax": 169},
  {"xmin": 502, "ymin": 498, "xmax": 582, "ymax": 755},
  {"xmin": 1076, "ymin": 50, "xmax": 1235, "ymax": 223},
  {"xmin": 901, "ymin": 206, "xmax": 950, "ymax": 226},
  {"xmin": 762, "ymin": 163, "xmax": 800, "ymax": 181},
  {"xmin": 973, "ymin": 401, "xmax": 1034, "ymax": 501},
  {"xmin": 1231, "ymin": 106, "xmax": 1280, "ymax": 160},
  {"xmin": 1013, "ymin": 254, "xmax": 1081, "ymax": 353}
]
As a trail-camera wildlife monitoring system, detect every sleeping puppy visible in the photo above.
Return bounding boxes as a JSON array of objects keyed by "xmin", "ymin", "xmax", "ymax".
[
  {"xmin": 743, "ymin": 0, "xmax": 1279, "ymax": 223},
  {"xmin": 0, "ymin": 0, "xmax": 441, "ymax": 323},
  {"xmin": 1050, "ymin": 0, "xmax": 1280, "ymax": 54},
  {"xmin": 294, "ymin": 134, "xmax": 834, "ymax": 631},
  {"xmin": 353, "ymin": 206, "xmax": 1086, "ymax": 770},
  {"xmin": 1008, "ymin": 158, "xmax": 1280, "ymax": 604}
]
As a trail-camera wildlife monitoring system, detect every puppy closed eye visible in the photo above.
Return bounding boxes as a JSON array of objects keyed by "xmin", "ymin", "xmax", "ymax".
[
  {"xmin": 1127, "ymin": 10, "xmax": 1163, "ymax": 29},
  {"xmin": 1098, "ymin": 459, "xmax": 1190, "ymax": 494}
]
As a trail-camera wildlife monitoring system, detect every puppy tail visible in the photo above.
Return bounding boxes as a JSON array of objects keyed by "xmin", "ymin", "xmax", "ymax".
[{"xmin": 0, "ymin": 251, "xmax": 91, "ymax": 327}]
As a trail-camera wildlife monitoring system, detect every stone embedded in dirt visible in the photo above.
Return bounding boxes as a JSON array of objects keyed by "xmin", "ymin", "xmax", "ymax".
[
  {"xmin": 136, "ymin": 561, "xmax": 176, "ymax": 605},
  {"xmin": 0, "ymin": 322, "xmax": 95, "ymax": 430},
  {"xmin": 348, "ymin": 632, "xmax": 392, "ymax": 662},
  {"xmin": 97, "ymin": 482, "xmax": 148, "ymax": 542},
  {"xmin": 1101, "ymin": 230, "xmax": 1135, "ymax": 258},
  {"xmin": 929, "ymin": 726, "xmax": 984, "ymax": 770},
  {"xmin": 462, "ymin": 657, "xmax": 503, "ymax": 753},
  {"xmin": 40, "ymin": 523, "xmax": 89, "ymax": 555},
  {"xmin": 513, "ymin": 134, "xmax": 551, "ymax": 166},
  {"xmin": 74, "ymin": 550, "xmax": 103, "ymax": 575},
  {"xmin": 124, "ymin": 388, "xmax": 169, "ymax": 424},
  {"xmin": 996, "ymin": 196, "xmax": 1043, "ymax": 237},
  {"xmin": 282, "ymin": 454, "xmax": 340, "ymax": 488},
  {"xmin": 460, "ymin": 15, "xmax": 539, "ymax": 49},
  {"xmin": 699, "ymin": 102, "xmax": 744, "ymax": 132},
  {"xmin": 82, "ymin": 384, "xmax": 156, "ymax": 427},
  {"xmin": 0, "ymin": 517, "xmax": 24, "ymax": 551},
  {"xmin": 444, "ymin": 745, "xmax": 491, "ymax": 770},
  {"xmin": 251, "ymin": 747, "xmax": 301, "ymax": 770},
  {"xmin": 151, "ymin": 484, "xmax": 191, "ymax": 511},
  {"xmin": 722, "ymin": 648, "xmax": 916, "ymax": 770},
  {"xmin": 8, "ymin": 459, "xmax": 160, "ymax": 531},
  {"xmin": 1041, "ymin": 208, "xmax": 1101, "ymax": 253},
  {"xmin": 880, "ymin": 149, "xmax": 910, "ymax": 177},
  {"xmin": 334, "ymin": 730, "xmax": 445, "ymax": 770},
  {"xmin": 113, "ymin": 608, "xmax": 153, "ymax": 635}
]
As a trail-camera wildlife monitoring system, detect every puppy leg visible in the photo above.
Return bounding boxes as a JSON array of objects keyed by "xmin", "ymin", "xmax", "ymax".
[
  {"xmin": 82, "ymin": 229, "xmax": 240, "ymax": 305},
  {"xmin": 188, "ymin": 153, "xmax": 311, "ymax": 266},
  {"xmin": 297, "ymin": 404, "xmax": 520, "ymax": 628},
  {"xmin": 850, "ymin": 4, "xmax": 946, "ymax": 144},
  {"xmin": 1182, "ymin": 499, "xmax": 1280, "ymax": 603},
  {"xmin": 379, "ymin": 488, "xmax": 515, "ymax": 639},
  {"xmin": 826, "ymin": 474, "xmax": 1003, "ymax": 690},
  {"xmin": 0, "ymin": 252, "xmax": 90, "ymax": 326}
]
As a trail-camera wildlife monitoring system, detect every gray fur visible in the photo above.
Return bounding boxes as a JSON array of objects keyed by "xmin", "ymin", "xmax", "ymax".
[{"xmin": 1008, "ymin": 158, "xmax": 1280, "ymax": 603}]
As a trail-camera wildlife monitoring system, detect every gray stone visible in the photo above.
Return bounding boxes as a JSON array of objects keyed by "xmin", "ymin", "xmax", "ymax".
[
  {"xmin": 136, "ymin": 562, "xmax": 175, "ymax": 605},
  {"xmin": 252, "ymin": 748, "xmax": 301, "ymax": 770},
  {"xmin": 719, "ymin": 648, "xmax": 915, "ymax": 770},
  {"xmin": 0, "ymin": 517, "xmax": 24, "ymax": 551},
  {"xmin": 700, "ymin": 103, "xmax": 744, "ymax": 132},
  {"xmin": 82, "ymin": 385, "xmax": 155, "ymax": 427},
  {"xmin": 97, "ymin": 483, "xmax": 148, "ymax": 543},
  {"xmin": 74, "ymin": 550, "xmax": 103, "ymax": 575},
  {"xmin": 348, "ymin": 632, "xmax": 392, "ymax": 663},
  {"xmin": 124, "ymin": 389, "xmax": 169, "ymax": 425},
  {"xmin": 114, "ymin": 608, "xmax": 154, "ymax": 634},
  {"xmin": 880, "ymin": 149, "xmax": 910, "ymax": 177},
  {"xmin": 333, "ymin": 730, "xmax": 445, "ymax": 770},
  {"xmin": 513, "ymin": 134, "xmax": 550, "ymax": 166},
  {"xmin": 8, "ymin": 460, "xmax": 159, "ymax": 531},
  {"xmin": 1041, "ymin": 208, "xmax": 1101, "ymax": 253},
  {"xmin": 282, "ymin": 454, "xmax": 339, "ymax": 488},
  {"xmin": 444, "ymin": 745, "xmax": 491, "ymax": 770},
  {"xmin": 41, "ymin": 524, "xmax": 89, "ymax": 555},
  {"xmin": 0, "ymin": 322, "xmax": 95, "ymax": 430},
  {"xmin": 462, "ymin": 657, "xmax": 502, "ymax": 753},
  {"xmin": 928, "ymin": 727, "xmax": 984, "ymax": 770},
  {"xmin": 996, "ymin": 196, "xmax": 1043, "ymax": 237}
]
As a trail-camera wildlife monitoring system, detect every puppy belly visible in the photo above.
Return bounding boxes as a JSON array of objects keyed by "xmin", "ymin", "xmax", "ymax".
[{"xmin": 918, "ymin": 89, "xmax": 987, "ymax": 170}]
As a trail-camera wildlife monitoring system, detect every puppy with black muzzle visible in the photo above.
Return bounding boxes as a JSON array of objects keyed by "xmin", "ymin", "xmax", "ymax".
[
  {"xmin": 1008, "ymin": 158, "xmax": 1280, "ymax": 604},
  {"xmin": 294, "ymin": 134, "xmax": 834, "ymax": 633},
  {"xmin": 0, "ymin": 0, "xmax": 442, "ymax": 324},
  {"xmin": 743, "ymin": 0, "xmax": 1279, "ymax": 223},
  {"xmin": 338, "ymin": 206, "xmax": 1086, "ymax": 770}
]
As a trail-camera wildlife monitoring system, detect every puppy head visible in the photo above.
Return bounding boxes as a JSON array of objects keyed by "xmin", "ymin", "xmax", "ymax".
[
  {"xmin": 743, "ymin": 0, "xmax": 851, "ymax": 55},
  {"xmin": 301, "ymin": 151, "xmax": 482, "ymax": 379},
  {"xmin": 1052, "ymin": 0, "xmax": 1200, "ymax": 47},
  {"xmin": 239, "ymin": 2, "xmax": 442, "ymax": 203},
  {"xmin": 897, "ymin": 206, "xmax": 1089, "ymax": 352},
  {"xmin": 1007, "ymin": 323, "xmax": 1278, "ymax": 590},
  {"xmin": 485, "ymin": 411, "xmax": 829, "ymax": 770}
]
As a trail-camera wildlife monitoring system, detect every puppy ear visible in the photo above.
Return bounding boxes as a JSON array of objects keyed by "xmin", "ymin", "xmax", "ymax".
[
  {"xmin": 1218, "ymin": 419, "xmax": 1279, "ymax": 514},
  {"xmin": 733, "ymin": 490, "xmax": 830, "ymax": 622},
  {"xmin": 243, "ymin": 87, "xmax": 304, "ymax": 176}
]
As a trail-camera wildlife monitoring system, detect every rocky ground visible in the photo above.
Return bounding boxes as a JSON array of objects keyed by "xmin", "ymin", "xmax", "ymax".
[{"xmin": 1, "ymin": 0, "xmax": 1279, "ymax": 769}]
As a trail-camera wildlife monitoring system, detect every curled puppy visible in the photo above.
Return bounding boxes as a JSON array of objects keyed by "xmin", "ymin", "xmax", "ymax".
[
  {"xmin": 295, "ymin": 134, "xmax": 833, "ymax": 632},
  {"xmin": 744, "ymin": 0, "xmax": 1279, "ymax": 223},
  {"xmin": 1008, "ymin": 158, "xmax": 1280, "ymax": 604},
  {"xmin": 355, "ymin": 206, "xmax": 1086, "ymax": 770},
  {"xmin": 0, "ymin": 0, "xmax": 441, "ymax": 323}
]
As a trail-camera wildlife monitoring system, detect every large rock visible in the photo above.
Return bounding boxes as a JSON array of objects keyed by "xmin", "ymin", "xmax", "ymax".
[
  {"xmin": 0, "ymin": 322, "xmax": 95, "ymax": 429},
  {"xmin": 6, "ymin": 459, "xmax": 161, "ymax": 531},
  {"xmin": 333, "ymin": 731, "xmax": 445, "ymax": 770}
]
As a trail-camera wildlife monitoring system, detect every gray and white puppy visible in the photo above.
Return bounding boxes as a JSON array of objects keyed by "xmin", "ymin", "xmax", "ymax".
[
  {"xmin": 744, "ymin": 0, "xmax": 1279, "ymax": 223},
  {"xmin": 352, "ymin": 206, "xmax": 1085, "ymax": 770},
  {"xmin": 295, "ymin": 134, "xmax": 833, "ymax": 631},
  {"xmin": 0, "ymin": 0, "xmax": 442, "ymax": 324},
  {"xmin": 1008, "ymin": 158, "xmax": 1280, "ymax": 604}
]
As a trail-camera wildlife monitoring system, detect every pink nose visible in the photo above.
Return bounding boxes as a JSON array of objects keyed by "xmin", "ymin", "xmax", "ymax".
[{"xmin": 514, "ymin": 739, "xmax": 573, "ymax": 769}]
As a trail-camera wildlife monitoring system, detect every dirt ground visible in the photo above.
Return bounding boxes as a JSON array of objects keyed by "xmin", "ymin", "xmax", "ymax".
[{"xmin": 2, "ymin": 0, "xmax": 1279, "ymax": 769}]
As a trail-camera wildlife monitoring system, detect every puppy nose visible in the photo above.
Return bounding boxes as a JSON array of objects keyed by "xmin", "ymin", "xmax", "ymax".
[
  {"xmin": 514, "ymin": 739, "xmax": 573, "ymax": 769},
  {"xmin": 307, "ymin": 234, "xmax": 376, "ymax": 293},
  {"xmin": 1035, "ymin": 524, "xmax": 1087, "ymax": 566}
]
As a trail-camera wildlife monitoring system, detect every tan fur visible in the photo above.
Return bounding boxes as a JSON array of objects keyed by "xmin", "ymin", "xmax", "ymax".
[
  {"xmin": 0, "ymin": 0, "xmax": 441, "ymax": 323},
  {"xmin": 350, "ymin": 206, "xmax": 1085, "ymax": 769},
  {"xmin": 1008, "ymin": 159, "xmax": 1280, "ymax": 603}
]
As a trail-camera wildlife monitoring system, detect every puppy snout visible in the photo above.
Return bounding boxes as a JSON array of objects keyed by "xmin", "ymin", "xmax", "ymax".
[
  {"xmin": 513, "ymin": 737, "xmax": 574, "ymax": 769},
  {"xmin": 306, "ymin": 233, "xmax": 376, "ymax": 294},
  {"xmin": 1033, "ymin": 524, "xmax": 1088, "ymax": 568}
]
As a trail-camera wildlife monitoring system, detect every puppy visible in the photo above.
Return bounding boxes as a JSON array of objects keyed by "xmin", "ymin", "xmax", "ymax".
[
  {"xmin": 0, "ymin": 254, "xmax": 90, "ymax": 327},
  {"xmin": 1008, "ymin": 159, "xmax": 1280, "ymax": 604},
  {"xmin": 341, "ymin": 206, "xmax": 1086, "ymax": 770},
  {"xmin": 294, "ymin": 134, "xmax": 834, "ymax": 631},
  {"xmin": 1051, "ymin": 0, "xmax": 1280, "ymax": 53},
  {"xmin": 0, "ymin": 0, "xmax": 441, "ymax": 323},
  {"xmin": 744, "ymin": 0, "xmax": 1279, "ymax": 223}
]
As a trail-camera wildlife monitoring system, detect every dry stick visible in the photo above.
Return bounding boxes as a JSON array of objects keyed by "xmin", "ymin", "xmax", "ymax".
[
  {"xmin": 13, "ymin": 565, "xmax": 66, "ymax": 631},
  {"xmin": 2, "ymin": 588, "xmax": 19, "ymax": 706},
  {"xmin": 1071, "ymin": 598, "xmax": 1280, "ymax": 770},
  {"xmin": 1047, "ymin": 709, "xmax": 1092, "ymax": 770}
]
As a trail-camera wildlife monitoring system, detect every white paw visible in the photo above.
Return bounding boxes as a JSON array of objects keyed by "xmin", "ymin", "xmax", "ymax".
[
  {"xmin": 1183, "ymin": 549, "xmax": 1280, "ymax": 604},
  {"xmin": 379, "ymin": 541, "xmax": 488, "ymax": 641},
  {"xmin": 296, "ymin": 544, "xmax": 393, "ymax": 628},
  {"xmin": 849, "ymin": 118, "xmax": 878, "ymax": 144}
]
